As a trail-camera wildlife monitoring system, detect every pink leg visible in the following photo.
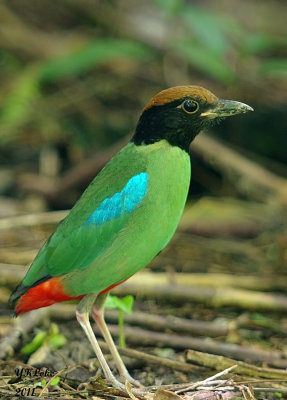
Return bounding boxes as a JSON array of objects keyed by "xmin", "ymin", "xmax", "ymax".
[
  {"xmin": 76, "ymin": 294, "xmax": 145, "ymax": 393},
  {"xmin": 91, "ymin": 292, "xmax": 143, "ymax": 387}
]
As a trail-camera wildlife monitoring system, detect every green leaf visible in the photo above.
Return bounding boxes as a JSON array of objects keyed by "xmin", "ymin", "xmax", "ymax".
[
  {"xmin": 153, "ymin": 0, "xmax": 183, "ymax": 15},
  {"xmin": 50, "ymin": 377, "xmax": 60, "ymax": 386},
  {"xmin": 0, "ymin": 66, "xmax": 40, "ymax": 143},
  {"xmin": 21, "ymin": 331, "xmax": 47, "ymax": 355},
  {"xmin": 242, "ymin": 33, "xmax": 284, "ymax": 55},
  {"xmin": 275, "ymin": 392, "xmax": 283, "ymax": 398},
  {"xmin": 48, "ymin": 333, "xmax": 67, "ymax": 350},
  {"xmin": 46, "ymin": 323, "xmax": 66, "ymax": 350},
  {"xmin": 259, "ymin": 59, "xmax": 287, "ymax": 78},
  {"xmin": 250, "ymin": 312, "xmax": 282, "ymax": 332},
  {"xmin": 34, "ymin": 381, "xmax": 44, "ymax": 388},
  {"xmin": 251, "ymin": 312, "xmax": 268, "ymax": 322},
  {"xmin": 120, "ymin": 295, "xmax": 134, "ymax": 314},
  {"xmin": 217, "ymin": 15, "xmax": 244, "ymax": 41},
  {"xmin": 174, "ymin": 39, "xmax": 235, "ymax": 84},
  {"xmin": 41, "ymin": 380, "xmax": 47, "ymax": 387},
  {"xmin": 183, "ymin": 6, "xmax": 229, "ymax": 55},
  {"xmin": 105, "ymin": 295, "xmax": 134, "ymax": 314},
  {"xmin": 49, "ymin": 322, "xmax": 59, "ymax": 335},
  {"xmin": 21, "ymin": 323, "xmax": 66, "ymax": 355},
  {"xmin": 0, "ymin": 51, "xmax": 22, "ymax": 73},
  {"xmin": 40, "ymin": 39, "xmax": 153, "ymax": 82}
]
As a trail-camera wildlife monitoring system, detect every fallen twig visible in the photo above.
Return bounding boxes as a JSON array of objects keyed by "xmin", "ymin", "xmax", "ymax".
[
  {"xmin": 0, "ymin": 210, "xmax": 68, "ymax": 231},
  {"xmin": 0, "ymin": 309, "xmax": 48, "ymax": 360},
  {"xmin": 18, "ymin": 136, "xmax": 130, "ymax": 207},
  {"xmin": 104, "ymin": 310, "xmax": 228, "ymax": 338},
  {"xmin": 186, "ymin": 350, "xmax": 287, "ymax": 379},
  {"xmin": 95, "ymin": 324, "xmax": 287, "ymax": 368},
  {"xmin": 115, "ymin": 280, "xmax": 287, "ymax": 313},
  {"xmin": 98, "ymin": 340, "xmax": 202, "ymax": 374},
  {"xmin": 3, "ymin": 266, "xmax": 287, "ymax": 313},
  {"xmin": 175, "ymin": 365, "xmax": 237, "ymax": 394},
  {"xmin": 192, "ymin": 133, "xmax": 287, "ymax": 206},
  {"xmin": 3, "ymin": 261, "xmax": 287, "ymax": 292}
]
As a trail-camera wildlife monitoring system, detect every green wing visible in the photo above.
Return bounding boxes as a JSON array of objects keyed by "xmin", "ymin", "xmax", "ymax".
[{"xmin": 22, "ymin": 143, "xmax": 147, "ymax": 287}]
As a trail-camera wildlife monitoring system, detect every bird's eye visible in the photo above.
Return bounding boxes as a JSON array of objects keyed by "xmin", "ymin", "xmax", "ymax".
[{"xmin": 182, "ymin": 99, "xmax": 199, "ymax": 114}]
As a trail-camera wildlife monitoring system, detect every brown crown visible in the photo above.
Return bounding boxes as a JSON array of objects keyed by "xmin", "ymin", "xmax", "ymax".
[{"xmin": 143, "ymin": 85, "xmax": 219, "ymax": 112}]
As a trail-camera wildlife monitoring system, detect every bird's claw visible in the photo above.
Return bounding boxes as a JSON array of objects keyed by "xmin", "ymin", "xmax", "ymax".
[
  {"xmin": 109, "ymin": 376, "xmax": 147, "ymax": 396},
  {"xmin": 120, "ymin": 373, "xmax": 144, "ymax": 388}
]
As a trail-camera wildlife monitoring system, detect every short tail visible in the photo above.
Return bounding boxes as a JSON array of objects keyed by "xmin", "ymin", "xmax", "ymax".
[{"xmin": 9, "ymin": 275, "xmax": 83, "ymax": 316}]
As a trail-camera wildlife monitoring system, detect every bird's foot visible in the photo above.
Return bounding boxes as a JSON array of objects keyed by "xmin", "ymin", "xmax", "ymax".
[
  {"xmin": 120, "ymin": 372, "xmax": 144, "ymax": 388},
  {"xmin": 109, "ymin": 375, "xmax": 147, "ymax": 396}
]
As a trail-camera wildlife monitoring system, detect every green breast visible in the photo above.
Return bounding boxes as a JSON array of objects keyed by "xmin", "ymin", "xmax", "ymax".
[
  {"xmin": 63, "ymin": 140, "xmax": 191, "ymax": 295},
  {"xmin": 138, "ymin": 140, "xmax": 191, "ymax": 250}
]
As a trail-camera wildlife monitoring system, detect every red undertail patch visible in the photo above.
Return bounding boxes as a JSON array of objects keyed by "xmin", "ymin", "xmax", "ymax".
[
  {"xmin": 15, "ymin": 277, "xmax": 84, "ymax": 316},
  {"xmin": 15, "ymin": 277, "xmax": 128, "ymax": 316}
]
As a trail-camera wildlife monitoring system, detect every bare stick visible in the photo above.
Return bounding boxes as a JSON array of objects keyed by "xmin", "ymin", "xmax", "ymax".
[
  {"xmin": 98, "ymin": 340, "xmax": 202, "ymax": 374},
  {"xmin": 175, "ymin": 365, "xmax": 237, "ymax": 394},
  {"xmin": 2, "ymin": 262, "xmax": 287, "ymax": 292},
  {"xmin": 192, "ymin": 133, "xmax": 287, "ymax": 205},
  {"xmin": 3, "ymin": 266, "xmax": 287, "ymax": 312},
  {"xmin": 103, "ymin": 309, "xmax": 228, "ymax": 338},
  {"xmin": 186, "ymin": 350, "xmax": 287, "ymax": 379},
  {"xmin": 114, "ymin": 279, "xmax": 287, "ymax": 313},
  {"xmin": 0, "ymin": 210, "xmax": 68, "ymax": 231},
  {"xmin": 18, "ymin": 136, "xmax": 130, "ymax": 203},
  {"xmin": 0, "ymin": 309, "xmax": 48, "ymax": 359},
  {"xmin": 94, "ymin": 324, "xmax": 287, "ymax": 368}
]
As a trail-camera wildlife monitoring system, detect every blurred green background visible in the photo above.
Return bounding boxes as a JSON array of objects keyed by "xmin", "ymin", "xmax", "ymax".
[{"xmin": 0, "ymin": 0, "xmax": 286, "ymax": 212}]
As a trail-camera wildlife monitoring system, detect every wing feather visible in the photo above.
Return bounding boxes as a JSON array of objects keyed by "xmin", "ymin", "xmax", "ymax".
[{"xmin": 22, "ymin": 144, "xmax": 148, "ymax": 287}]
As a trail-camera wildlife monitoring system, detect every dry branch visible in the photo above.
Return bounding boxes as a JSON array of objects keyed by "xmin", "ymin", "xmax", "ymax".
[
  {"xmin": 14, "ymin": 132, "xmax": 287, "ymax": 210},
  {"xmin": 93, "ymin": 324, "xmax": 287, "ymax": 368},
  {"xmin": 114, "ymin": 279, "xmax": 287, "ymax": 313},
  {"xmin": 192, "ymin": 134, "xmax": 287, "ymax": 206},
  {"xmin": 118, "ymin": 271, "xmax": 287, "ymax": 292},
  {"xmin": 49, "ymin": 304, "xmax": 228, "ymax": 338},
  {"xmin": 0, "ymin": 3, "xmax": 86, "ymax": 59},
  {"xmin": 0, "ymin": 264, "xmax": 28, "ymax": 288},
  {"xmin": 104, "ymin": 310, "xmax": 228, "ymax": 338},
  {"xmin": 0, "ymin": 309, "xmax": 48, "ymax": 360},
  {"xmin": 0, "ymin": 210, "xmax": 68, "ymax": 231},
  {"xmin": 2, "ymin": 262, "xmax": 287, "ymax": 295},
  {"xmin": 2, "ymin": 266, "xmax": 287, "ymax": 312},
  {"xmin": 186, "ymin": 350, "xmax": 287, "ymax": 380},
  {"xmin": 18, "ymin": 136, "xmax": 130, "ymax": 205},
  {"xmin": 98, "ymin": 340, "xmax": 202, "ymax": 374}
]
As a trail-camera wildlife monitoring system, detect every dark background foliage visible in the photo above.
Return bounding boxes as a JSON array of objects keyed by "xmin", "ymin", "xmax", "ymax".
[{"xmin": 0, "ymin": 0, "xmax": 286, "ymax": 212}]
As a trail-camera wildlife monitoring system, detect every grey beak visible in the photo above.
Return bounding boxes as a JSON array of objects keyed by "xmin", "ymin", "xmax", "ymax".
[{"xmin": 201, "ymin": 99, "xmax": 254, "ymax": 119}]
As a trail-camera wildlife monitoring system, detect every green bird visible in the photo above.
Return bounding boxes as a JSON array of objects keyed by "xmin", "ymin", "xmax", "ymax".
[{"xmin": 10, "ymin": 86, "xmax": 253, "ymax": 391}]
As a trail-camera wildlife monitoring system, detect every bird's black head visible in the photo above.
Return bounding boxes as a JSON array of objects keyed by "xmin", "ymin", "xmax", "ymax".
[{"xmin": 132, "ymin": 86, "xmax": 253, "ymax": 152}]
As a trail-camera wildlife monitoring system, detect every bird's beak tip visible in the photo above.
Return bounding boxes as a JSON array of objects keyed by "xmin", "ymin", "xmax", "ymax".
[
  {"xmin": 201, "ymin": 99, "xmax": 254, "ymax": 118},
  {"xmin": 241, "ymin": 103, "xmax": 254, "ymax": 113}
]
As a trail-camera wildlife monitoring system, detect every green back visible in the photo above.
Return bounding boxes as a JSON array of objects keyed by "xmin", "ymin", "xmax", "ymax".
[{"xmin": 23, "ymin": 140, "xmax": 191, "ymax": 295}]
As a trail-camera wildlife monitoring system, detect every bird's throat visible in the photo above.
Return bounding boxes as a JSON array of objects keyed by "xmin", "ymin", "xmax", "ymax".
[{"xmin": 132, "ymin": 108, "xmax": 198, "ymax": 153}]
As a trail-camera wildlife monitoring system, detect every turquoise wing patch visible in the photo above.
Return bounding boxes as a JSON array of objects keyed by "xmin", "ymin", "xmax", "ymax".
[
  {"xmin": 85, "ymin": 172, "xmax": 148, "ymax": 225},
  {"xmin": 23, "ymin": 171, "xmax": 149, "ymax": 282}
]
